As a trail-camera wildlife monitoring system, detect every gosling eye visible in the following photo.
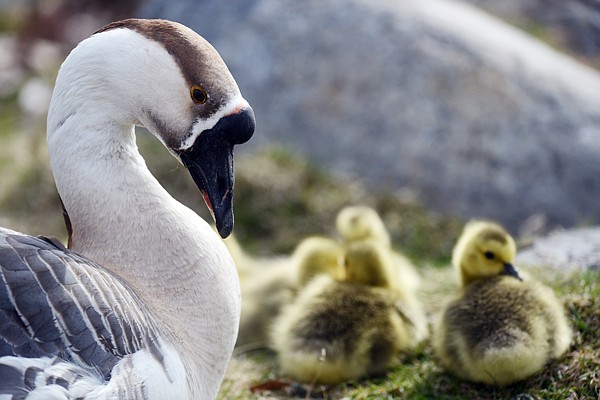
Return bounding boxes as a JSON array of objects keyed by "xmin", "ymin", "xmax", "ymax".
[
  {"xmin": 484, "ymin": 251, "xmax": 495, "ymax": 260},
  {"xmin": 190, "ymin": 85, "xmax": 208, "ymax": 104}
]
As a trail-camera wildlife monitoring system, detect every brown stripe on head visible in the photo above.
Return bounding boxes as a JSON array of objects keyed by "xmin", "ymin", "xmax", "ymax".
[{"xmin": 95, "ymin": 19, "xmax": 238, "ymax": 120}]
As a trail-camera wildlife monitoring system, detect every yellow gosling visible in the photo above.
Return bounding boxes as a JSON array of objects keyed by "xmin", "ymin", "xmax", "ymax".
[
  {"xmin": 336, "ymin": 205, "xmax": 392, "ymax": 246},
  {"xmin": 432, "ymin": 221, "xmax": 572, "ymax": 386},
  {"xmin": 222, "ymin": 234, "xmax": 294, "ymax": 348},
  {"xmin": 231, "ymin": 235, "xmax": 343, "ymax": 349},
  {"xmin": 271, "ymin": 239, "xmax": 427, "ymax": 384},
  {"xmin": 292, "ymin": 236, "xmax": 345, "ymax": 287},
  {"xmin": 335, "ymin": 205, "xmax": 421, "ymax": 293}
]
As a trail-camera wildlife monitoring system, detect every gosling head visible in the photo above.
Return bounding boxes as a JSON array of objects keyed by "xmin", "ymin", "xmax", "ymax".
[
  {"xmin": 335, "ymin": 206, "xmax": 391, "ymax": 247},
  {"xmin": 452, "ymin": 221, "xmax": 521, "ymax": 286},
  {"xmin": 293, "ymin": 237, "xmax": 344, "ymax": 287},
  {"xmin": 48, "ymin": 19, "xmax": 255, "ymax": 238},
  {"xmin": 344, "ymin": 240, "xmax": 396, "ymax": 288}
]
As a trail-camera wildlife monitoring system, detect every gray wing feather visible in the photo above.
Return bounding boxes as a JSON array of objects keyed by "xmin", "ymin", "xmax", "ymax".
[{"xmin": 0, "ymin": 231, "xmax": 161, "ymax": 380}]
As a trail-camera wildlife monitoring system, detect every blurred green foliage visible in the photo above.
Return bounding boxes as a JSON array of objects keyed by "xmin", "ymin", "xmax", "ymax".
[{"xmin": 230, "ymin": 147, "xmax": 464, "ymax": 265}]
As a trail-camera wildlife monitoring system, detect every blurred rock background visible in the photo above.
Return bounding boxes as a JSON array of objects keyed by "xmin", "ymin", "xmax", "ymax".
[{"xmin": 0, "ymin": 0, "xmax": 599, "ymax": 264}]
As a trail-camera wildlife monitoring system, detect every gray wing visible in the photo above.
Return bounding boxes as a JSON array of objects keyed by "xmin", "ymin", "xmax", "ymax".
[{"xmin": 0, "ymin": 230, "xmax": 162, "ymax": 379}]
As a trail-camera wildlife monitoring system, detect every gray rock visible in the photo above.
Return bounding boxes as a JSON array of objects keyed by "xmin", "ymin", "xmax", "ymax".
[
  {"xmin": 464, "ymin": 0, "xmax": 600, "ymax": 68},
  {"xmin": 142, "ymin": 0, "xmax": 600, "ymax": 232},
  {"xmin": 517, "ymin": 227, "xmax": 600, "ymax": 271}
]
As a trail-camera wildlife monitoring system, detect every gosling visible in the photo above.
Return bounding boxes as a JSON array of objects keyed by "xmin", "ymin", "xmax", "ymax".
[
  {"xmin": 432, "ymin": 221, "xmax": 572, "ymax": 386},
  {"xmin": 335, "ymin": 205, "xmax": 421, "ymax": 292},
  {"xmin": 234, "ymin": 236, "xmax": 343, "ymax": 348},
  {"xmin": 271, "ymin": 239, "xmax": 427, "ymax": 384},
  {"xmin": 223, "ymin": 234, "xmax": 294, "ymax": 348},
  {"xmin": 292, "ymin": 236, "xmax": 345, "ymax": 286},
  {"xmin": 336, "ymin": 205, "xmax": 392, "ymax": 246}
]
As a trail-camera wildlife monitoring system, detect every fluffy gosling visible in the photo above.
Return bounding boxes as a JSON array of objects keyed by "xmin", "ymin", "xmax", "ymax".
[
  {"xmin": 335, "ymin": 205, "xmax": 421, "ymax": 293},
  {"xmin": 232, "ymin": 235, "xmax": 343, "ymax": 348},
  {"xmin": 223, "ymin": 234, "xmax": 294, "ymax": 348},
  {"xmin": 336, "ymin": 205, "xmax": 392, "ymax": 246},
  {"xmin": 271, "ymin": 239, "xmax": 427, "ymax": 384},
  {"xmin": 292, "ymin": 236, "xmax": 345, "ymax": 287},
  {"xmin": 432, "ymin": 221, "xmax": 572, "ymax": 386},
  {"xmin": 222, "ymin": 233, "xmax": 287, "ymax": 283}
]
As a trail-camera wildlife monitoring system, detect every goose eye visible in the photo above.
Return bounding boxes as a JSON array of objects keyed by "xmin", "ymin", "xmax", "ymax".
[
  {"xmin": 190, "ymin": 86, "xmax": 208, "ymax": 104},
  {"xmin": 484, "ymin": 251, "xmax": 495, "ymax": 260}
]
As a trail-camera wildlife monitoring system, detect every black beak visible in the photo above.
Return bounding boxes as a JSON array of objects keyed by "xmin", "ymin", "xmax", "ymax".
[
  {"xmin": 177, "ymin": 106, "xmax": 255, "ymax": 238},
  {"xmin": 502, "ymin": 263, "xmax": 523, "ymax": 281}
]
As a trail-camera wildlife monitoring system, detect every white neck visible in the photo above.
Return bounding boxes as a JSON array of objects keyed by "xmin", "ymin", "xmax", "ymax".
[{"xmin": 46, "ymin": 30, "xmax": 240, "ymax": 399}]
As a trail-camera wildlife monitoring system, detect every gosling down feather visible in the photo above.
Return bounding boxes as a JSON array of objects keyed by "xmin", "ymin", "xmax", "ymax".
[
  {"xmin": 432, "ymin": 221, "xmax": 572, "ymax": 386},
  {"xmin": 271, "ymin": 239, "xmax": 427, "ymax": 384},
  {"xmin": 0, "ymin": 19, "xmax": 255, "ymax": 399}
]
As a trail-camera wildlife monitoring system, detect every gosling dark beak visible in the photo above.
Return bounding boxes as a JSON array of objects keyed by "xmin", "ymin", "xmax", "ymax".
[
  {"xmin": 502, "ymin": 263, "xmax": 523, "ymax": 281},
  {"xmin": 178, "ymin": 106, "xmax": 255, "ymax": 238}
]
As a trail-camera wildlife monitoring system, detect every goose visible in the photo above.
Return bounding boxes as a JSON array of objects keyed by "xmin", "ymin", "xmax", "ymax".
[
  {"xmin": 270, "ymin": 239, "xmax": 427, "ymax": 384},
  {"xmin": 235, "ymin": 236, "xmax": 343, "ymax": 349},
  {"xmin": 0, "ymin": 19, "xmax": 255, "ymax": 399},
  {"xmin": 432, "ymin": 221, "xmax": 572, "ymax": 386},
  {"xmin": 335, "ymin": 205, "xmax": 421, "ymax": 293}
]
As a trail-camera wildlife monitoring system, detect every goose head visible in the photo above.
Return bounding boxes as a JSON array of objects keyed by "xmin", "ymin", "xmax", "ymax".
[
  {"xmin": 293, "ymin": 236, "xmax": 344, "ymax": 287},
  {"xmin": 344, "ymin": 240, "xmax": 396, "ymax": 288},
  {"xmin": 47, "ymin": 19, "xmax": 255, "ymax": 238},
  {"xmin": 336, "ymin": 205, "xmax": 391, "ymax": 247},
  {"xmin": 452, "ymin": 221, "xmax": 521, "ymax": 286}
]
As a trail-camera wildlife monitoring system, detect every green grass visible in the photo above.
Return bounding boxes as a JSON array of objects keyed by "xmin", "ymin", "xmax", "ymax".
[{"xmin": 219, "ymin": 268, "xmax": 600, "ymax": 400}]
